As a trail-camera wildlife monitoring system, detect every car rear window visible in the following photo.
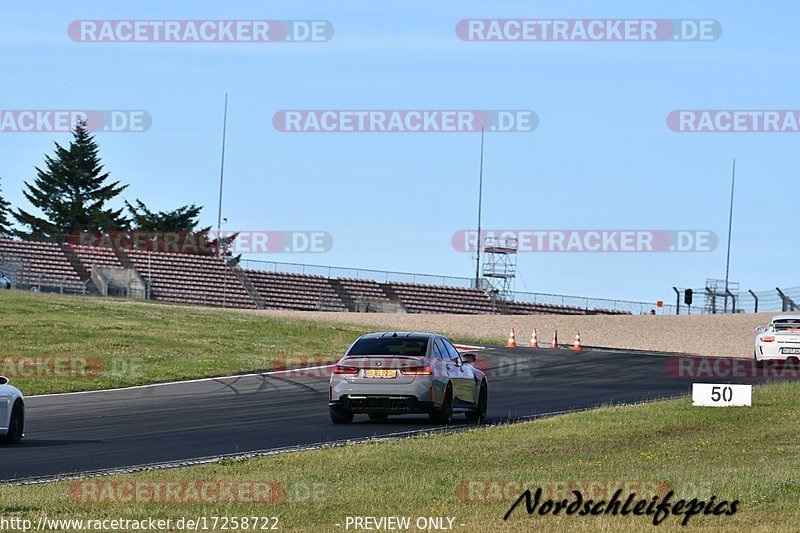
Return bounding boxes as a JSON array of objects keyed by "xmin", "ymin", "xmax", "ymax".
[
  {"xmin": 773, "ymin": 319, "xmax": 800, "ymax": 331},
  {"xmin": 348, "ymin": 337, "xmax": 429, "ymax": 356}
]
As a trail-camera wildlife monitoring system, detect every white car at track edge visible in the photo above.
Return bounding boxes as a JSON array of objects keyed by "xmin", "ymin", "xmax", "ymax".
[
  {"xmin": 0, "ymin": 376, "xmax": 25, "ymax": 443},
  {"xmin": 754, "ymin": 315, "xmax": 800, "ymax": 362}
]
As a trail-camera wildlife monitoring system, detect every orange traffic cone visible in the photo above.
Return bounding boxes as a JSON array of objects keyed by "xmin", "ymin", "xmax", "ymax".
[
  {"xmin": 506, "ymin": 328, "xmax": 517, "ymax": 348},
  {"xmin": 550, "ymin": 329, "xmax": 559, "ymax": 349},
  {"xmin": 572, "ymin": 331, "xmax": 582, "ymax": 351},
  {"xmin": 529, "ymin": 328, "xmax": 539, "ymax": 348}
]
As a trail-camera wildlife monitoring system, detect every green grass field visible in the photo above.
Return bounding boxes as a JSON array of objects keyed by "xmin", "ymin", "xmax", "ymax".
[
  {"xmin": 0, "ymin": 291, "xmax": 370, "ymax": 395},
  {"xmin": 1, "ymin": 381, "xmax": 797, "ymax": 532}
]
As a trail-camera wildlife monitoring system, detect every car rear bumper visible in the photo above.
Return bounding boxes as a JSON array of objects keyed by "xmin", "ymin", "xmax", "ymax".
[
  {"xmin": 330, "ymin": 395, "xmax": 437, "ymax": 414},
  {"xmin": 329, "ymin": 376, "xmax": 439, "ymax": 409},
  {"xmin": 755, "ymin": 344, "xmax": 800, "ymax": 361}
]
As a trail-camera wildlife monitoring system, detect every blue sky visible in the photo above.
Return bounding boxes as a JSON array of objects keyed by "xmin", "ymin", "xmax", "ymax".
[{"xmin": 1, "ymin": 1, "xmax": 798, "ymax": 302}]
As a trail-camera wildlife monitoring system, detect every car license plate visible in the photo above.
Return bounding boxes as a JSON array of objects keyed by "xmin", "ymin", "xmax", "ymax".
[
  {"xmin": 780, "ymin": 348, "xmax": 800, "ymax": 354},
  {"xmin": 365, "ymin": 369, "xmax": 397, "ymax": 379}
]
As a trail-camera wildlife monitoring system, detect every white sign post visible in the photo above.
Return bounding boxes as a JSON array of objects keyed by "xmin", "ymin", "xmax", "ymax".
[{"xmin": 692, "ymin": 383, "xmax": 752, "ymax": 407}]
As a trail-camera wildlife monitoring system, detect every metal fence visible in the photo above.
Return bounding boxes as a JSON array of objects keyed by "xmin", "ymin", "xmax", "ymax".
[
  {"xmin": 16, "ymin": 273, "xmax": 91, "ymax": 295},
  {"xmin": 240, "ymin": 259, "xmax": 475, "ymax": 288},
  {"xmin": 509, "ymin": 290, "xmax": 678, "ymax": 315},
  {"xmin": 671, "ymin": 286, "xmax": 800, "ymax": 314},
  {"xmin": 0, "ymin": 255, "xmax": 23, "ymax": 284},
  {"xmin": 1, "ymin": 253, "xmax": 110, "ymax": 296}
]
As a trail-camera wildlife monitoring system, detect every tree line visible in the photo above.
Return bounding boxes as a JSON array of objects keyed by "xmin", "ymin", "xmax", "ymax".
[{"xmin": 0, "ymin": 120, "xmax": 230, "ymax": 255}]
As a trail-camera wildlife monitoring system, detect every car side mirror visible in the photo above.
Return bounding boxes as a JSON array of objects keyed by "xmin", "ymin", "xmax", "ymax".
[
  {"xmin": 0, "ymin": 376, "xmax": 8, "ymax": 385},
  {"xmin": 755, "ymin": 326, "xmax": 767, "ymax": 334},
  {"xmin": 460, "ymin": 353, "xmax": 477, "ymax": 363}
]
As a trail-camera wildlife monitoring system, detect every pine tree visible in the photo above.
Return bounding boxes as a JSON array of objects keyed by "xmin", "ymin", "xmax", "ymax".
[
  {"xmin": 14, "ymin": 120, "xmax": 128, "ymax": 239},
  {"xmin": 125, "ymin": 199, "xmax": 202, "ymax": 231},
  {"xmin": 0, "ymin": 177, "xmax": 12, "ymax": 237},
  {"xmin": 125, "ymin": 199, "xmax": 228, "ymax": 256}
]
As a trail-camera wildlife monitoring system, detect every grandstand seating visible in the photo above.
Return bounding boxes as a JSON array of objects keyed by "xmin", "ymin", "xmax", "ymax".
[
  {"xmin": 337, "ymin": 278, "xmax": 392, "ymax": 303},
  {"xmin": 504, "ymin": 300, "xmax": 630, "ymax": 315},
  {"xmin": 505, "ymin": 300, "xmax": 586, "ymax": 315},
  {"xmin": 591, "ymin": 308, "xmax": 630, "ymax": 315},
  {"xmin": 0, "ymin": 238, "xmax": 85, "ymax": 292},
  {"xmin": 244, "ymin": 269, "xmax": 346, "ymax": 311},
  {"xmin": 0, "ymin": 238, "xmax": 630, "ymax": 315},
  {"xmin": 67, "ymin": 244, "xmax": 124, "ymax": 270},
  {"xmin": 387, "ymin": 282, "xmax": 497, "ymax": 314},
  {"xmin": 126, "ymin": 249, "xmax": 255, "ymax": 309}
]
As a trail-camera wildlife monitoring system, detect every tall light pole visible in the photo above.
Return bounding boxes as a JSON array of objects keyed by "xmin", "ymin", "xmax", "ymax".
[
  {"xmin": 474, "ymin": 128, "xmax": 485, "ymax": 289},
  {"xmin": 724, "ymin": 158, "xmax": 736, "ymax": 313},
  {"xmin": 216, "ymin": 93, "xmax": 229, "ymax": 257}
]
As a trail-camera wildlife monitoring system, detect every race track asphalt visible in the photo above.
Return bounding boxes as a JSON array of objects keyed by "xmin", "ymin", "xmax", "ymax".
[{"xmin": 0, "ymin": 347, "xmax": 769, "ymax": 483}]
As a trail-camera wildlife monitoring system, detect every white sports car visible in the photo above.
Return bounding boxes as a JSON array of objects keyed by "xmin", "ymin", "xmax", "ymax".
[
  {"xmin": 0, "ymin": 376, "xmax": 24, "ymax": 443},
  {"xmin": 754, "ymin": 315, "xmax": 800, "ymax": 362}
]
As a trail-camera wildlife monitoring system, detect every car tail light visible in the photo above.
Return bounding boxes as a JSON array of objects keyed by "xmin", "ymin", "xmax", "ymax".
[
  {"xmin": 333, "ymin": 365, "xmax": 359, "ymax": 375},
  {"xmin": 761, "ymin": 336, "xmax": 775, "ymax": 342},
  {"xmin": 402, "ymin": 365, "xmax": 432, "ymax": 375}
]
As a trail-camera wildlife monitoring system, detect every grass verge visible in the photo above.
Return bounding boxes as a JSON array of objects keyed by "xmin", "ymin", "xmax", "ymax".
[
  {"xmin": 0, "ymin": 291, "xmax": 371, "ymax": 395},
  {"xmin": 1, "ymin": 381, "xmax": 797, "ymax": 532}
]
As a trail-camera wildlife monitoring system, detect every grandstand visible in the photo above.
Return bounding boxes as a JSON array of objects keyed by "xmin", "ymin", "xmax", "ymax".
[
  {"xmin": 245, "ymin": 269, "xmax": 346, "ymax": 311},
  {"xmin": 386, "ymin": 282, "xmax": 497, "ymax": 315},
  {"xmin": 334, "ymin": 278, "xmax": 391, "ymax": 305},
  {"xmin": 0, "ymin": 239, "xmax": 85, "ymax": 293},
  {"xmin": 126, "ymin": 249, "xmax": 255, "ymax": 309},
  {"xmin": 69, "ymin": 244, "xmax": 124, "ymax": 270},
  {"xmin": 505, "ymin": 300, "xmax": 586, "ymax": 316},
  {"xmin": 0, "ymin": 238, "xmax": 630, "ymax": 315}
]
